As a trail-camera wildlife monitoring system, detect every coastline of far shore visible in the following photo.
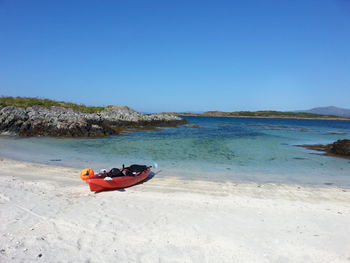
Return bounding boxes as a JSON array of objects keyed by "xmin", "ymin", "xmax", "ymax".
[{"xmin": 177, "ymin": 114, "xmax": 350, "ymax": 121}]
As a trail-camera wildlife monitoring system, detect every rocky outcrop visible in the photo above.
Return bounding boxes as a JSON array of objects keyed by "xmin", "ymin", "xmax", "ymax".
[
  {"xmin": 0, "ymin": 105, "xmax": 186, "ymax": 137},
  {"xmin": 97, "ymin": 106, "xmax": 186, "ymax": 128},
  {"xmin": 297, "ymin": 139, "xmax": 350, "ymax": 159},
  {"xmin": 329, "ymin": 139, "xmax": 350, "ymax": 156}
]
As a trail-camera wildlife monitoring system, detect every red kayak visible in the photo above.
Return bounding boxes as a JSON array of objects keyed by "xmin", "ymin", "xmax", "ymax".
[{"xmin": 87, "ymin": 167, "xmax": 151, "ymax": 192}]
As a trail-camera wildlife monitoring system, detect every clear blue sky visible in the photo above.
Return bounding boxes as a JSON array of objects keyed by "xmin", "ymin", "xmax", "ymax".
[{"xmin": 1, "ymin": 0, "xmax": 349, "ymax": 112}]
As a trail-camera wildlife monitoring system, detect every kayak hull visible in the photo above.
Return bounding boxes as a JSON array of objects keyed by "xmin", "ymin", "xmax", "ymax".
[{"xmin": 87, "ymin": 168, "xmax": 151, "ymax": 192}]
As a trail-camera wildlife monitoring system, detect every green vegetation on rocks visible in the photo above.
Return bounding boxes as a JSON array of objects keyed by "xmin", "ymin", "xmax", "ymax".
[{"xmin": 0, "ymin": 96, "xmax": 104, "ymax": 113}]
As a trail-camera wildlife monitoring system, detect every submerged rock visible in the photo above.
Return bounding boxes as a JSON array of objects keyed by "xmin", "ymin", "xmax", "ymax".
[{"xmin": 0, "ymin": 105, "xmax": 186, "ymax": 137}]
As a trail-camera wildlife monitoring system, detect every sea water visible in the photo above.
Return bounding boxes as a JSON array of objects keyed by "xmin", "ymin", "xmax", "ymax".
[{"xmin": 1, "ymin": 116, "xmax": 350, "ymax": 187}]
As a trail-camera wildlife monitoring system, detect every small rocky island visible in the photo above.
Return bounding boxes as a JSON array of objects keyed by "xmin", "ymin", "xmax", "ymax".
[{"xmin": 0, "ymin": 97, "xmax": 187, "ymax": 137}]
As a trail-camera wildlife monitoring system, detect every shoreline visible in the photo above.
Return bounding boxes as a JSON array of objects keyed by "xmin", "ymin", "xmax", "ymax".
[
  {"xmin": 1, "ymin": 157, "xmax": 350, "ymax": 262},
  {"xmin": 1, "ymin": 152, "xmax": 349, "ymax": 189},
  {"xmin": 0, "ymin": 156, "xmax": 349, "ymax": 192}
]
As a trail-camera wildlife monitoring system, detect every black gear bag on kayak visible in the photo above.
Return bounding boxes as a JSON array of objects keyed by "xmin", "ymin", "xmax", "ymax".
[
  {"xmin": 107, "ymin": 168, "xmax": 124, "ymax": 178},
  {"xmin": 122, "ymin": 164, "xmax": 148, "ymax": 176}
]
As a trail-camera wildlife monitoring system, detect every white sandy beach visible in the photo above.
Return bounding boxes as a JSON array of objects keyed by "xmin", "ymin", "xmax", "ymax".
[{"xmin": 0, "ymin": 158, "xmax": 350, "ymax": 263}]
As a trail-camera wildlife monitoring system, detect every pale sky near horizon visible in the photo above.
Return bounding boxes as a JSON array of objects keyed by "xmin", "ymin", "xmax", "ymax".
[{"xmin": 0, "ymin": 0, "xmax": 349, "ymax": 112}]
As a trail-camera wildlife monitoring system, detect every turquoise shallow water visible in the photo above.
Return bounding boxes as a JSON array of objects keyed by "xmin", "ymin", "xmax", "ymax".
[{"xmin": 1, "ymin": 116, "xmax": 350, "ymax": 187}]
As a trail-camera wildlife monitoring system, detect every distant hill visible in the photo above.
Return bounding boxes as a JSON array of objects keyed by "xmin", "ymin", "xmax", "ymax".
[{"xmin": 299, "ymin": 106, "xmax": 350, "ymax": 117}]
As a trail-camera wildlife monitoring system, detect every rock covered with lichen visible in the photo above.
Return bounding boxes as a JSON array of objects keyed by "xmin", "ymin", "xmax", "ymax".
[{"xmin": 0, "ymin": 105, "xmax": 186, "ymax": 137}]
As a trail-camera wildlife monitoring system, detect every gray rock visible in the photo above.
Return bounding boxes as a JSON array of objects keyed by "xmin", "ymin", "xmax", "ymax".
[{"xmin": 0, "ymin": 105, "xmax": 186, "ymax": 137}]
